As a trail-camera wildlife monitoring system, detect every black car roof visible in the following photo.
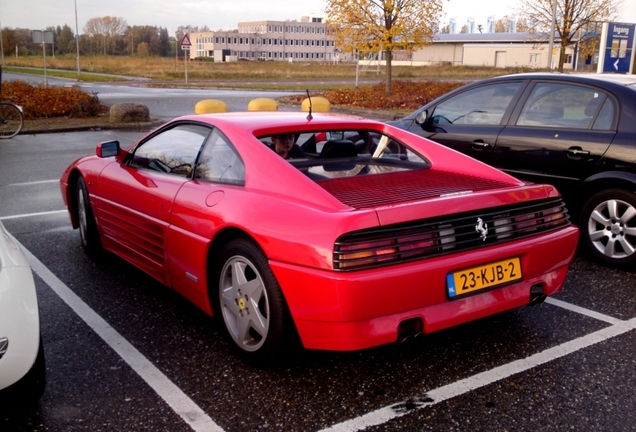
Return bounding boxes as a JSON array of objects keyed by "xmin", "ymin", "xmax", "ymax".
[{"xmin": 496, "ymin": 72, "xmax": 636, "ymax": 87}]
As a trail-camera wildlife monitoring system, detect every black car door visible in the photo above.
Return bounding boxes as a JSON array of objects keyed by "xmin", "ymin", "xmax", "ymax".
[
  {"xmin": 493, "ymin": 81, "xmax": 616, "ymax": 196},
  {"xmin": 404, "ymin": 81, "xmax": 525, "ymax": 166}
]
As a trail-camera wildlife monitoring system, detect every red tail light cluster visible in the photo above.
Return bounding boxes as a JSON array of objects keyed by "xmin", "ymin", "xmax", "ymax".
[{"xmin": 334, "ymin": 198, "xmax": 570, "ymax": 271}]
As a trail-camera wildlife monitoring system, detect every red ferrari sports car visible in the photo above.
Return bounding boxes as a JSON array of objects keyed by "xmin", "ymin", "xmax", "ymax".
[{"xmin": 60, "ymin": 111, "xmax": 579, "ymax": 363}]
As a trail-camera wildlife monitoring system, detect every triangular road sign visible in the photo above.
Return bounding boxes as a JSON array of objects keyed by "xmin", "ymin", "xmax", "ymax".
[{"xmin": 180, "ymin": 34, "xmax": 192, "ymax": 47}]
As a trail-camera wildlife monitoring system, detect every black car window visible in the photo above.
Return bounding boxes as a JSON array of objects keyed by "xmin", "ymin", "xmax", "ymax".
[
  {"xmin": 431, "ymin": 82, "xmax": 521, "ymax": 126},
  {"xmin": 130, "ymin": 124, "xmax": 210, "ymax": 176},
  {"xmin": 516, "ymin": 83, "xmax": 614, "ymax": 130},
  {"xmin": 194, "ymin": 129, "xmax": 245, "ymax": 185},
  {"xmin": 592, "ymin": 98, "xmax": 615, "ymax": 131}
]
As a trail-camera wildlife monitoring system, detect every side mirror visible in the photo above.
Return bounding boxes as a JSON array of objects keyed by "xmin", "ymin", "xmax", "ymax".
[
  {"xmin": 415, "ymin": 110, "xmax": 429, "ymax": 125},
  {"xmin": 96, "ymin": 140, "xmax": 120, "ymax": 158}
]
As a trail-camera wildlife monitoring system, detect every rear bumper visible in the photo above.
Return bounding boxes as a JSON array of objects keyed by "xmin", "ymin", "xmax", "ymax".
[{"xmin": 271, "ymin": 225, "xmax": 579, "ymax": 351}]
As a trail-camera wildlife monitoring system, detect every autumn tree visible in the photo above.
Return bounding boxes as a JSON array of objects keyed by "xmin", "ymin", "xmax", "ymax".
[
  {"xmin": 55, "ymin": 25, "xmax": 76, "ymax": 55},
  {"xmin": 515, "ymin": 17, "xmax": 531, "ymax": 33},
  {"xmin": 126, "ymin": 26, "xmax": 170, "ymax": 56},
  {"xmin": 84, "ymin": 16, "xmax": 128, "ymax": 55},
  {"xmin": 517, "ymin": 0, "xmax": 623, "ymax": 71},
  {"xmin": 325, "ymin": 0, "xmax": 445, "ymax": 95},
  {"xmin": 495, "ymin": 16, "xmax": 511, "ymax": 33}
]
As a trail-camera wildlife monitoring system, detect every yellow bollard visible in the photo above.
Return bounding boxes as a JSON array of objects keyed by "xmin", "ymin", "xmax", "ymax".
[
  {"xmin": 301, "ymin": 96, "xmax": 330, "ymax": 113},
  {"xmin": 194, "ymin": 99, "xmax": 229, "ymax": 114},
  {"xmin": 248, "ymin": 98, "xmax": 279, "ymax": 111}
]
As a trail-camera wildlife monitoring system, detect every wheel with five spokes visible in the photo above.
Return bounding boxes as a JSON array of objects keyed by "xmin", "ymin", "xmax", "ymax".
[{"xmin": 213, "ymin": 238, "xmax": 293, "ymax": 364}]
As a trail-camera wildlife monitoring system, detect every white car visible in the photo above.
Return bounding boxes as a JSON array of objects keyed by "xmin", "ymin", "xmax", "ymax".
[{"xmin": 0, "ymin": 221, "xmax": 45, "ymax": 405}]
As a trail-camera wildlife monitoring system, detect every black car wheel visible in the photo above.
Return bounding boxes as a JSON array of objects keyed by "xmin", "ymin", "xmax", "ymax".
[
  {"xmin": 213, "ymin": 238, "xmax": 293, "ymax": 364},
  {"xmin": 581, "ymin": 189, "xmax": 636, "ymax": 267},
  {"xmin": 76, "ymin": 176, "xmax": 101, "ymax": 256}
]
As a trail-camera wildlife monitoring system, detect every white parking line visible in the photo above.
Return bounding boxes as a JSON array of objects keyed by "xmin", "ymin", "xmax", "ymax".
[
  {"xmin": 13, "ymin": 237, "xmax": 224, "ymax": 432},
  {"xmin": 321, "ymin": 311, "xmax": 635, "ymax": 431},
  {"xmin": 545, "ymin": 297, "xmax": 623, "ymax": 325},
  {"xmin": 0, "ymin": 210, "xmax": 68, "ymax": 221},
  {"xmin": 7, "ymin": 179, "xmax": 59, "ymax": 186}
]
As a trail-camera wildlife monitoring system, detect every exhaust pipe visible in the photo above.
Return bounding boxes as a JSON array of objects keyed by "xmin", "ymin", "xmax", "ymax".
[
  {"xmin": 397, "ymin": 318, "xmax": 423, "ymax": 343},
  {"xmin": 528, "ymin": 283, "xmax": 547, "ymax": 306}
]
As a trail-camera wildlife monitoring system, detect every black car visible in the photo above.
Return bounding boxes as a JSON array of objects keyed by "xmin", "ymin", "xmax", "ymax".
[{"xmin": 389, "ymin": 73, "xmax": 636, "ymax": 267}]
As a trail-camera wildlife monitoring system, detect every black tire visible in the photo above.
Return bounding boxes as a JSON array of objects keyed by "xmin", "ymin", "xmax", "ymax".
[
  {"xmin": 0, "ymin": 337, "xmax": 46, "ymax": 407},
  {"xmin": 0, "ymin": 102, "xmax": 24, "ymax": 139},
  {"xmin": 76, "ymin": 176, "xmax": 101, "ymax": 256},
  {"xmin": 581, "ymin": 188, "xmax": 636, "ymax": 267},
  {"xmin": 212, "ymin": 238, "xmax": 294, "ymax": 365}
]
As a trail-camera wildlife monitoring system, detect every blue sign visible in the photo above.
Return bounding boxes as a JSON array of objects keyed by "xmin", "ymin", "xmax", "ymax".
[{"xmin": 602, "ymin": 23, "xmax": 635, "ymax": 73}]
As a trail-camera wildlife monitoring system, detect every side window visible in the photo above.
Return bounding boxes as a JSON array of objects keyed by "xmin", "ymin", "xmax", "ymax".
[
  {"xmin": 194, "ymin": 129, "xmax": 245, "ymax": 185},
  {"xmin": 592, "ymin": 98, "xmax": 616, "ymax": 131},
  {"xmin": 516, "ymin": 83, "xmax": 614, "ymax": 130},
  {"xmin": 130, "ymin": 124, "xmax": 210, "ymax": 176},
  {"xmin": 432, "ymin": 83, "xmax": 520, "ymax": 126}
]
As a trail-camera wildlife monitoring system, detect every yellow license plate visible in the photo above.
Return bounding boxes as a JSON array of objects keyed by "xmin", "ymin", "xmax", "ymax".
[{"xmin": 447, "ymin": 257, "xmax": 522, "ymax": 298}]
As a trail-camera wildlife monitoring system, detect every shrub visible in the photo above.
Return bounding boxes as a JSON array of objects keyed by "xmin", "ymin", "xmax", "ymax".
[
  {"xmin": 322, "ymin": 81, "xmax": 465, "ymax": 111},
  {"xmin": 286, "ymin": 80, "xmax": 465, "ymax": 111},
  {"xmin": 0, "ymin": 80, "xmax": 106, "ymax": 119}
]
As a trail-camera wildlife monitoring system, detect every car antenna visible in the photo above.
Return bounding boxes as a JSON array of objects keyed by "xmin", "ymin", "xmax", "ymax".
[{"xmin": 306, "ymin": 89, "xmax": 313, "ymax": 120}]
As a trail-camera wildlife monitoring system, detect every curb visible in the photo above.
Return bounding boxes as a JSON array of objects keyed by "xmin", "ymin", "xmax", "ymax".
[{"xmin": 20, "ymin": 119, "xmax": 168, "ymax": 135}]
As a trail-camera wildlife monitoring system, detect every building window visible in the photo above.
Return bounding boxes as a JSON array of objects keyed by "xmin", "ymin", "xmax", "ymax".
[{"xmin": 530, "ymin": 53, "xmax": 541, "ymax": 64}]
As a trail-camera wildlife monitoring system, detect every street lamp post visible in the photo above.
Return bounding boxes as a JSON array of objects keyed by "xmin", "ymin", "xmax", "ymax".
[
  {"xmin": 547, "ymin": 0, "xmax": 557, "ymax": 70},
  {"xmin": 74, "ymin": 0, "xmax": 80, "ymax": 76}
]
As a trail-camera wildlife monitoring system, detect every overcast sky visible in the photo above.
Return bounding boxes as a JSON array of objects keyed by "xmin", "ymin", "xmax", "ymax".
[{"xmin": 1, "ymin": 0, "xmax": 635, "ymax": 35}]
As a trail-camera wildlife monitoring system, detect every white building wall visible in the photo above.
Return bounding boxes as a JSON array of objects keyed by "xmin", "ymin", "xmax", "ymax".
[
  {"xmin": 463, "ymin": 44, "xmax": 547, "ymax": 68},
  {"xmin": 190, "ymin": 20, "xmax": 337, "ymax": 62},
  {"xmin": 411, "ymin": 44, "xmax": 464, "ymax": 65}
]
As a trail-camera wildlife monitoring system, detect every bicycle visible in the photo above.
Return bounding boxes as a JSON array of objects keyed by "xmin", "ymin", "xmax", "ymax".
[{"xmin": 0, "ymin": 100, "xmax": 24, "ymax": 139}]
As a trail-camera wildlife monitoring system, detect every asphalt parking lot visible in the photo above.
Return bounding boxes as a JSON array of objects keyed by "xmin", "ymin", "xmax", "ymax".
[{"xmin": 1, "ymin": 131, "xmax": 636, "ymax": 431}]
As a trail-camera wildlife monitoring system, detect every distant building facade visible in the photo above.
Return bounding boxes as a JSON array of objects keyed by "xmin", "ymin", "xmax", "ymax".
[
  {"xmin": 359, "ymin": 33, "xmax": 579, "ymax": 70},
  {"xmin": 189, "ymin": 16, "xmax": 341, "ymax": 62}
]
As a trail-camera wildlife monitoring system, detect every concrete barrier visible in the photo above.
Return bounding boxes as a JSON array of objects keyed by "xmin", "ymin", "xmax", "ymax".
[
  {"xmin": 248, "ymin": 98, "xmax": 279, "ymax": 111},
  {"xmin": 110, "ymin": 103, "xmax": 150, "ymax": 123},
  {"xmin": 301, "ymin": 96, "xmax": 330, "ymax": 113},
  {"xmin": 195, "ymin": 99, "xmax": 229, "ymax": 114}
]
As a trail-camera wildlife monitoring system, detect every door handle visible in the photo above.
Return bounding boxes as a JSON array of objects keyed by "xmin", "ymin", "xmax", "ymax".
[
  {"xmin": 471, "ymin": 140, "xmax": 491, "ymax": 150},
  {"xmin": 566, "ymin": 147, "xmax": 590, "ymax": 156}
]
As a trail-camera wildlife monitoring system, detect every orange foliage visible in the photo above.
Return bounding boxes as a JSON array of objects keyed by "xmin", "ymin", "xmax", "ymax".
[
  {"xmin": 298, "ymin": 80, "xmax": 464, "ymax": 111},
  {"xmin": 0, "ymin": 80, "xmax": 106, "ymax": 120}
]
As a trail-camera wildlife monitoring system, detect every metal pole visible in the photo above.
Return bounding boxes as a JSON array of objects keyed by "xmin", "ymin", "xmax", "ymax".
[
  {"xmin": 0, "ymin": 18, "xmax": 5, "ymax": 68},
  {"xmin": 355, "ymin": 51, "xmax": 359, "ymax": 89},
  {"xmin": 547, "ymin": 0, "xmax": 557, "ymax": 70},
  {"xmin": 42, "ymin": 38, "xmax": 48, "ymax": 87},
  {"xmin": 74, "ymin": 0, "xmax": 80, "ymax": 76}
]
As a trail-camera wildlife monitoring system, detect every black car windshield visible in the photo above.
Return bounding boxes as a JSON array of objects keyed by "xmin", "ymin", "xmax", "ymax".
[{"xmin": 258, "ymin": 129, "xmax": 430, "ymax": 180}]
